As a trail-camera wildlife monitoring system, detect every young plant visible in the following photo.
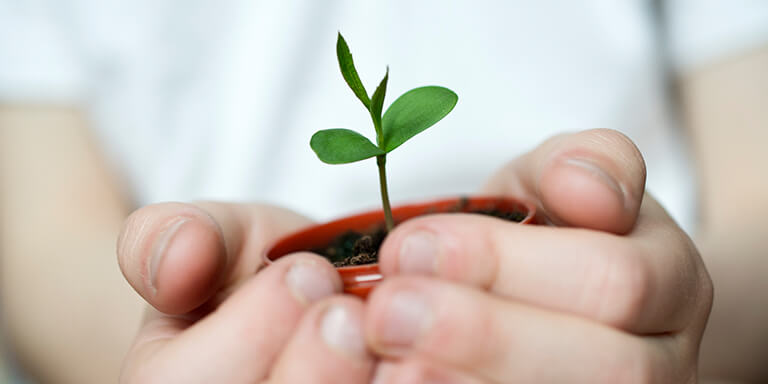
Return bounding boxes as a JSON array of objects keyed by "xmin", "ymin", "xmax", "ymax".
[{"xmin": 311, "ymin": 33, "xmax": 458, "ymax": 232}]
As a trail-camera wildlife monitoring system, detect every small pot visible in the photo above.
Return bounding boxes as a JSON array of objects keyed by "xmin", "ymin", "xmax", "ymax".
[{"xmin": 264, "ymin": 196, "xmax": 537, "ymax": 298}]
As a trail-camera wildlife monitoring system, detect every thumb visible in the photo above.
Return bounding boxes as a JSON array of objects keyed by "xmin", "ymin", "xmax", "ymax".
[{"xmin": 483, "ymin": 128, "xmax": 646, "ymax": 234}]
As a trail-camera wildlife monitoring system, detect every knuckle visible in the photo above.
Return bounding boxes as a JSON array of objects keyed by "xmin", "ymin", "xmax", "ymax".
[
  {"xmin": 701, "ymin": 267, "xmax": 714, "ymax": 309},
  {"xmin": 120, "ymin": 370, "xmax": 155, "ymax": 384},
  {"xmin": 688, "ymin": 239, "xmax": 714, "ymax": 313},
  {"xmin": 423, "ymin": 297, "xmax": 492, "ymax": 367},
  {"xmin": 119, "ymin": 354, "xmax": 161, "ymax": 384},
  {"xmin": 601, "ymin": 346, "xmax": 656, "ymax": 384},
  {"xmin": 595, "ymin": 239, "xmax": 651, "ymax": 328}
]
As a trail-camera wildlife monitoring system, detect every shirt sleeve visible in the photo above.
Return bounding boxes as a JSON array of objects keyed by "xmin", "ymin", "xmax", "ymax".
[
  {"xmin": 665, "ymin": 0, "xmax": 768, "ymax": 70},
  {"xmin": 0, "ymin": 1, "xmax": 85, "ymax": 102}
]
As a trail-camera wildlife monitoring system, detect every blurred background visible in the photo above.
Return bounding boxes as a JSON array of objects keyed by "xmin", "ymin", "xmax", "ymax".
[{"xmin": 1, "ymin": 1, "xmax": 767, "ymax": 382}]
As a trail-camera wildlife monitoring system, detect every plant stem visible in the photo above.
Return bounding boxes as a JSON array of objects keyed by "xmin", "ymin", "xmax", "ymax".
[
  {"xmin": 371, "ymin": 112, "xmax": 383, "ymax": 147},
  {"xmin": 376, "ymin": 154, "xmax": 394, "ymax": 232}
]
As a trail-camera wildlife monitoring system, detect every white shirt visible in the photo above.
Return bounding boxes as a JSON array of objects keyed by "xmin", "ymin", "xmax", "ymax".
[{"xmin": 2, "ymin": 0, "xmax": 767, "ymax": 233}]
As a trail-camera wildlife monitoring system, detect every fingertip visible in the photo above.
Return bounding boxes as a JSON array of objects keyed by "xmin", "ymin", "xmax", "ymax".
[
  {"xmin": 371, "ymin": 360, "xmax": 483, "ymax": 384},
  {"xmin": 378, "ymin": 216, "xmax": 450, "ymax": 277},
  {"xmin": 317, "ymin": 297, "xmax": 369, "ymax": 359},
  {"xmin": 377, "ymin": 215, "xmax": 488, "ymax": 284},
  {"xmin": 215, "ymin": 251, "xmax": 342, "ymax": 316},
  {"xmin": 377, "ymin": 228, "xmax": 405, "ymax": 276},
  {"xmin": 539, "ymin": 157, "xmax": 633, "ymax": 233},
  {"xmin": 268, "ymin": 296, "xmax": 374, "ymax": 383},
  {"xmin": 117, "ymin": 202, "xmax": 228, "ymax": 315},
  {"xmin": 363, "ymin": 276, "xmax": 433, "ymax": 356},
  {"xmin": 151, "ymin": 216, "xmax": 227, "ymax": 314},
  {"xmin": 536, "ymin": 129, "xmax": 646, "ymax": 234},
  {"xmin": 279, "ymin": 252, "xmax": 344, "ymax": 305}
]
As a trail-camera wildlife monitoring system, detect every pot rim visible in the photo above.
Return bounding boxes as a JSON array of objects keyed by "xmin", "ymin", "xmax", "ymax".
[{"xmin": 263, "ymin": 195, "xmax": 537, "ymax": 270}]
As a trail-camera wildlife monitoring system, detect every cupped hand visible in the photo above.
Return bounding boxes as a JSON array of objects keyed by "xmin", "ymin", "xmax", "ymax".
[
  {"xmin": 366, "ymin": 129, "xmax": 713, "ymax": 383},
  {"xmin": 117, "ymin": 203, "xmax": 374, "ymax": 383}
]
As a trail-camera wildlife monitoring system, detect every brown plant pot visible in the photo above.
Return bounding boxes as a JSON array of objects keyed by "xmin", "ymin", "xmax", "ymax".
[{"xmin": 264, "ymin": 196, "xmax": 537, "ymax": 298}]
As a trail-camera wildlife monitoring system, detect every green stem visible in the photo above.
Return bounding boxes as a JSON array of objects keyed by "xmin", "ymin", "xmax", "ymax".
[
  {"xmin": 371, "ymin": 112, "xmax": 383, "ymax": 147},
  {"xmin": 376, "ymin": 154, "xmax": 394, "ymax": 232}
]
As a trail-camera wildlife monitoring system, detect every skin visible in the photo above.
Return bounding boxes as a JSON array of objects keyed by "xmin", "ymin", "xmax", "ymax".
[
  {"xmin": 0, "ymin": 109, "xmax": 142, "ymax": 383},
  {"xmin": 116, "ymin": 202, "xmax": 375, "ymax": 383},
  {"xmin": 679, "ymin": 45, "xmax": 768, "ymax": 382},
  {"xmin": 366, "ymin": 129, "xmax": 710, "ymax": 383},
  {"xmin": 1, "ymin": 45, "xmax": 767, "ymax": 382}
]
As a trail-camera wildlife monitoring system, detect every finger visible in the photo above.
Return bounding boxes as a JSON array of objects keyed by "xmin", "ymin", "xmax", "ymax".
[
  {"xmin": 482, "ymin": 128, "xmax": 646, "ymax": 234},
  {"xmin": 371, "ymin": 360, "xmax": 487, "ymax": 384},
  {"xmin": 120, "ymin": 252, "xmax": 342, "ymax": 384},
  {"xmin": 378, "ymin": 195, "xmax": 708, "ymax": 333},
  {"xmin": 267, "ymin": 296, "xmax": 374, "ymax": 383},
  {"xmin": 365, "ymin": 277, "xmax": 690, "ymax": 384},
  {"xmin": 117, "ymin": 202, "xmax": 311, "ymax": 314}
]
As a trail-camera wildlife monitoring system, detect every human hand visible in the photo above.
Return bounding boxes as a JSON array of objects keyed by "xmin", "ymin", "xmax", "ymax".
[
  {"xmin": 365, "ymin": 129, "xmax": 713, "ymax": 383},
  {"xmin": 117, "ymin": 202, "xmax": 374, "ymax": 383}
]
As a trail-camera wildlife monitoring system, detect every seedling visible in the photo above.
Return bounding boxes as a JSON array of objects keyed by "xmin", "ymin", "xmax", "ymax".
[{"xmin": 311, "ymin": 33, "xmax": 458, "ymax": 232}]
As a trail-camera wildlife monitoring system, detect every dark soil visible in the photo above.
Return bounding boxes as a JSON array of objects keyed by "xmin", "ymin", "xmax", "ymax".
[
  {"xmin": 472, "ymin": 209, "xmax": 527, "ymax": 223},
  {"xmin": 314, "ymin": 228, "xmax": 387, "ymax": 267},
  {"xmin": 314, "ymin": 207, "xmax": 526, "ymax": 267}
]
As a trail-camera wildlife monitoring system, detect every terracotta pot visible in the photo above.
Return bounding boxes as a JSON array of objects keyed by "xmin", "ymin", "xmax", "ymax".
[{"xmin": 264, "ymin": 196, "xmax": 537, "ymax": 298}]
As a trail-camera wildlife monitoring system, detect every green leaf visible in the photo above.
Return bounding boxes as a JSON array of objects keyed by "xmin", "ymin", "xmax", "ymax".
[
  {"xmin": 369, "ymin": 67, "xmax": 389, "ymax": 142},
  {"xmin": 310, "ymin": 129, "xmax": 384, "ymax": 164},
  {"xmin": 336, "ymin": 33, "xmax": 370, "ymax": 109},
  {"xmin": 381, "ymin": 86, "xmax": 458, "ymax": 152}
]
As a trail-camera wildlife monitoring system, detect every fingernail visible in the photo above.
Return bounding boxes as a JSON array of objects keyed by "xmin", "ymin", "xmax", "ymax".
[
  {"xmin": 286, "ymin": 260, "xmax": 337, "ymax": 304},
  {"xmin": 563, "ymin": 158, "xmax": 623, "ymax": 196},
  {"xmin": 398, "ymin": 231, "xmax": 438, "ymax": 274},
  {"xmin": 149, "ymin": 217, "xmax": 190, "ymax": 292},
  {"xmin": 380, "ymin": 290, "xmax": 433, "ymax": 347},
  {"xmin": 321, "ymin": 305, "xmax": 367, "ymax": 357}
]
